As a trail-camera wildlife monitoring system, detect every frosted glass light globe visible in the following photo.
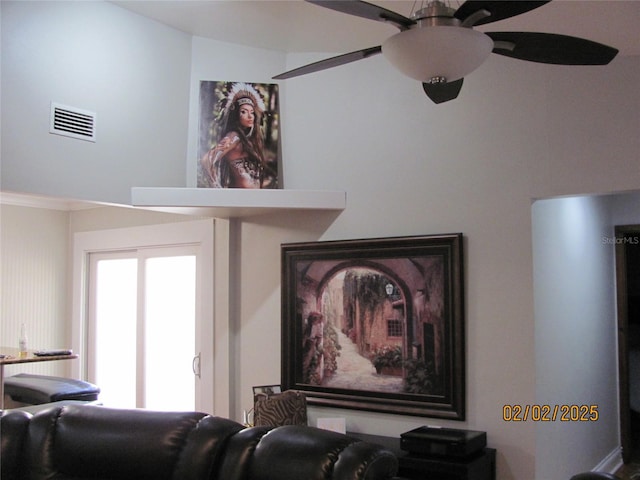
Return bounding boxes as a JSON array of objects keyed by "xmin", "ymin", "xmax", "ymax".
[{"xmin": 382, "ymin": 26, "xmax": 494, "ymax": 83}]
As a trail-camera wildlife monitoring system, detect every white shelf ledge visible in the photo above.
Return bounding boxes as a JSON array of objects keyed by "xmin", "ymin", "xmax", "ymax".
[{"xmin": 131, "ymin": 187, "xmax": 346, "ymax": 218}]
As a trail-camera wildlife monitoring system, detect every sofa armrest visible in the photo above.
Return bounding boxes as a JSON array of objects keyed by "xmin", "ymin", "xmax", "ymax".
[{"xmin": 1, "ymin": 410, "xmax": 31, "ymax": 480}]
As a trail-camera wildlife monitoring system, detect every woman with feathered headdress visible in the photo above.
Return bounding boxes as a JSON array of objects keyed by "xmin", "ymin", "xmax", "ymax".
[{"xmin": 201, "ymin": 83, "xmax": 267, "ymax": 188}]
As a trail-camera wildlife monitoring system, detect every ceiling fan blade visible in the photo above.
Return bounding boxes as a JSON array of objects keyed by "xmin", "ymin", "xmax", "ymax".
[
  {"xmin": 487, "ymin": 32, "xmax": 619, "ymax": 65},
  {"xmin": 306, "ymin": 0, "xmax": 415, "ymax": 30},
  {"xmin": 455, "ymin": 1, "xmax": 550, "ymax": 26},
  {"xmin": 422, "ymin": 79, "xmax": 464, "ymax": 104},
  {"xmin": 273, "ymin": 46, "xmax": 382, "ymax": 80}
]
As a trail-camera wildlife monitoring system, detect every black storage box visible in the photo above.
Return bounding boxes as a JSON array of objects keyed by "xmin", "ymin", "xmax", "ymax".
[{"xmin": 400, "ymin": 426, "xmax": 487, "ymax": 458}]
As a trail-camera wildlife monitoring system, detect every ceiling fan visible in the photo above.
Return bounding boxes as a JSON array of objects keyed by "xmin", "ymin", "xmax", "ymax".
[{"xmin": 273, "ymin": 0, "xmax": 619, "ymax": 104}]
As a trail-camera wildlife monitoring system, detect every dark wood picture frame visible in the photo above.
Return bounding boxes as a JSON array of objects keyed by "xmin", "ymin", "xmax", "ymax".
[{"xmin": 281, "ymin": 234, "xmax": 465, "ymax": 420}]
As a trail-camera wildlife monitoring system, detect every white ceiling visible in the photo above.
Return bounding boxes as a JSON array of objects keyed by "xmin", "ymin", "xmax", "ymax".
[{"xmin": 112, "ymin": 0, "xmax": 640, "ymax": 57}]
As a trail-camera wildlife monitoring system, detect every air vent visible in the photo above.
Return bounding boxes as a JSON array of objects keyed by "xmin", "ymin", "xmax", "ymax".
[{"xmin": 49, "ymin": 102, "xmax": 96, "ymax": 142}]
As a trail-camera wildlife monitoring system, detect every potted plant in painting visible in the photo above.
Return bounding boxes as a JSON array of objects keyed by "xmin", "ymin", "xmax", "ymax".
[{"xmin": 371, "ymin": 345, "xmax": 403, "ymax": 375}]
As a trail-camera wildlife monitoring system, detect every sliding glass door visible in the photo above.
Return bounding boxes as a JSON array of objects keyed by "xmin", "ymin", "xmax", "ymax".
[
  {"xmin": 88, "ymin": 248, "xmax": 197, "ymax": 410},
  {"xmin": 73, "ymin": 220, "xmax": 218, "ymax": 414}
]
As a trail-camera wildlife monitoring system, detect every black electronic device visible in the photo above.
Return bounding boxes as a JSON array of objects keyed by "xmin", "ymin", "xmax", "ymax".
[
  {"xmin": 33, "ymin": 349, "xmax": 73, "ymax": 357},
  {"xmin": 400, "ymin": 426, "xmax": 487, "ymax": 458}
]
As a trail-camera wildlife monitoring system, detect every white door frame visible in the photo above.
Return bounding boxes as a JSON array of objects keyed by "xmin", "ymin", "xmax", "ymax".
[{"xmin": 71, "ymin": 218, "xmax": 230, "ymax": 417}]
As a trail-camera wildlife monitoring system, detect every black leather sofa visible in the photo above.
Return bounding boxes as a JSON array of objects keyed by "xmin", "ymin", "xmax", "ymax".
[{"xmin": 1, "ymin": 404, "xmax": 398, "ymax": 480}]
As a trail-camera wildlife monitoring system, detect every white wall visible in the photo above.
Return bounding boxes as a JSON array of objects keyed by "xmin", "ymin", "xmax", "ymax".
[
  {"xmin": 2, "ymin": 2, "xmax": 640, "ymax": 478},
  {"xmin": 532, "ymin": 194, "xmax": 637, "ymax": 478},
  {"xmin": 1, "ymin": 1, "xmax": 192, "ymax": 204},
  {"xmin": 0, "ymin": 205, "xmax": 69, "ymax": 377}
]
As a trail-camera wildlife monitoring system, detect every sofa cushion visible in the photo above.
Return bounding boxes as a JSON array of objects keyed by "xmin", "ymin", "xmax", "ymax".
[
  {"xmin": 215, "ymin": 426, "xmax": 273, "ymax": 480},
  {"xmin": 247, "ymin": 425, "xmax": 398, "ymax": 480},
  {"xmin": 172, "ymin": 414, "xmax": 247, "ymax": 480},
  {"xmin": 24, "ymin": 405, "xmax": 243, "ymax": 480}
]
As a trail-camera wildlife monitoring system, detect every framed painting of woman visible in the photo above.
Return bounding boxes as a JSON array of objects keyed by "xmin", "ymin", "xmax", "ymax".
[{"xmin": 198, "ymin": 81, "xmax": 280, "ymax": 189}]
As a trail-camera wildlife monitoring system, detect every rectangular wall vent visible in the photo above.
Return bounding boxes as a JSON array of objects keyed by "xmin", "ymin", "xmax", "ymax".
[{"xmin": 50, "ymin": 102, "xmax": 96, "ymax": 142}]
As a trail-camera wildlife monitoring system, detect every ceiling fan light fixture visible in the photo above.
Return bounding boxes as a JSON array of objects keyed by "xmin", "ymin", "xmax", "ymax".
[{"xmin": 382, "ymin": 26, "xmax": 494, "ymax": 83}]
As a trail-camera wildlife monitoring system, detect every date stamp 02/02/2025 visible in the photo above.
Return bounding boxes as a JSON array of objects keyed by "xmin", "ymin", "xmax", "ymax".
[{"xmin": 502, "ymin": 404, "xmax": 599, "ymax": 422}]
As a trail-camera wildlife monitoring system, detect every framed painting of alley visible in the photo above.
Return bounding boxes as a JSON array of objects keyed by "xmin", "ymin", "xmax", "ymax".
[{"xmin": 281, "ymin": 234, "xmax": 465, "ymax": 420}]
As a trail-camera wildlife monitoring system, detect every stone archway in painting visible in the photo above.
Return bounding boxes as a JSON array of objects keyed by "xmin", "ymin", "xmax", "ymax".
[
  {"xmin": 297, "ymin": 256, "xmax": 446, "ymax": 396},
  {"xmin": 316, "ymin": 261, "xmax": 413, "ymax": 392},
  {"xmin": 311, "ymin": 261, "xmax": 413, "ymax": 393}
]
